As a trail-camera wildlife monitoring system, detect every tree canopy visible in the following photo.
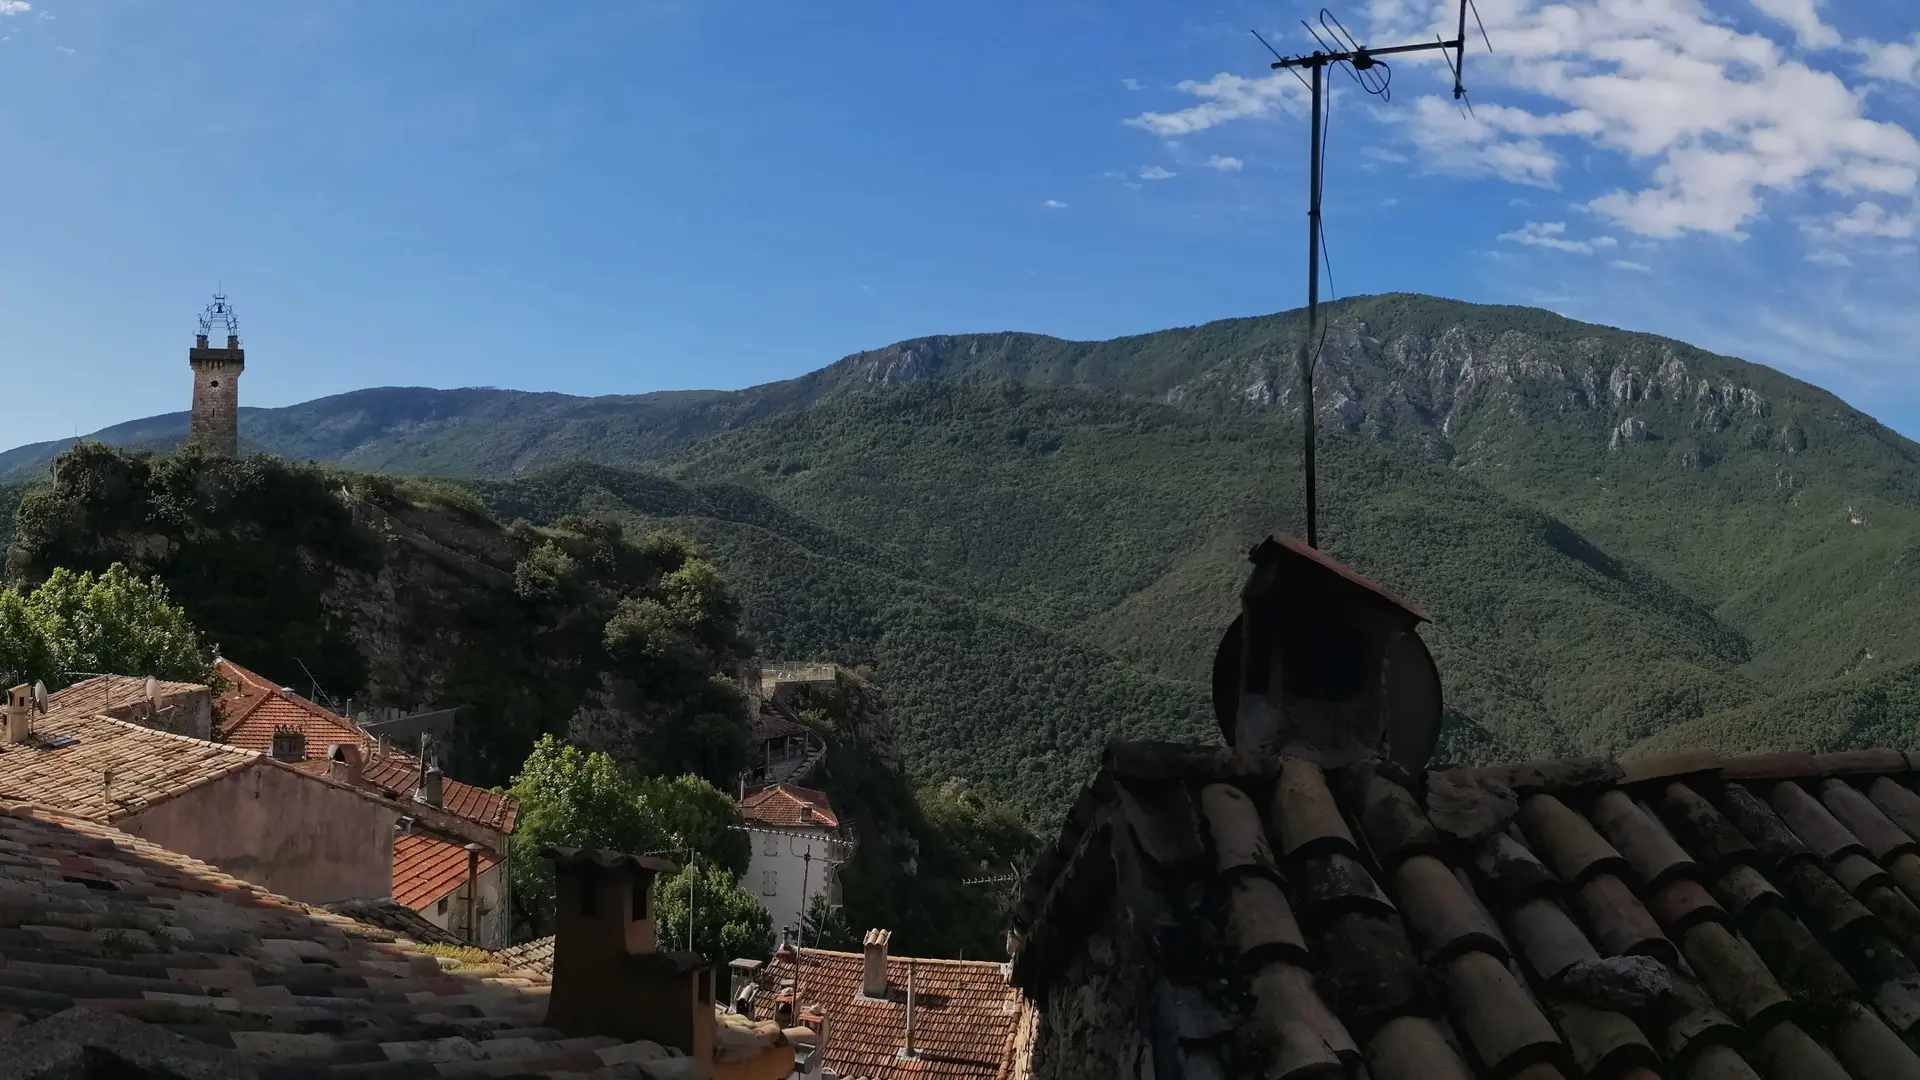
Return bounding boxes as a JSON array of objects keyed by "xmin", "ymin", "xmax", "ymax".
[
  {"xmin": 0, "ymin": 564, "xmax": 211, "ymax": 690},
  {"xmin": 504, "ymin": 734, "xmax": 753, "ymax": 940}
]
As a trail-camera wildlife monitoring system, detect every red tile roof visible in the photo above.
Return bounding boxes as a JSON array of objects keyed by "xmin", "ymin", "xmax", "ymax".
[
  {"xmin": 216, "ymin": 658, "xmax": 369, "ymax": 754},
  {"xmin": 0, "ymin": 713, "xmax": 260, "ymax": 823},
  {"xmin": 362, "ymin": 752, "xmax": 519, "ymax": 833},
  {"xmin": 392, "ymin": 828, "xmax": 499, "ymax": 910},
  {"xmin": 214, "ymin": 658, "xmax": 518, "ymax": 834},
  {"xmin": 45, "ymin": 675, "xmax": 207, "ymax": 721},
  {"xmin": 753, "ymin": 948, "xmax": 1030, "ymax": 1080},
  {"xmin": 742, "ymin": 783, "xmax": 839, "ymax": 828},
  {"xmin": 0, "ymin": 798, "xmax": 772, "ymax": 1077}
]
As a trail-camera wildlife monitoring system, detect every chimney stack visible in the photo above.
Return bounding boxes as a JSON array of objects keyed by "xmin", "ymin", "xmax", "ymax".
[
  {"xmin": 901, "ymin": 960, "xmax": 918, "ymax": 1059},
  {"xmin": 540, "ymin": 847, "xmax": 713, "ymax": 1061},
  {"xmin": 415, "ymin": 763, "xmax": 443, "ymax": 808},
  {"xmin": 861, "ymin": 929, "xmax": 891, "ymax": 999},
  {"xmin": 5, "ymin": 685, "xmax": 31, "ymax": 745}
]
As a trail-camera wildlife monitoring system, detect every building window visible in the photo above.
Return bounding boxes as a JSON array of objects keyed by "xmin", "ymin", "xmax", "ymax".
[
  {"xmin": 437, "ymin": 896, "xmax": 449, "ymax": 915},
  {"xmin": 760, "ymin": 870, "xmax": 777, "ymax": 896},
  {"xmin": 632, "ymin": 879, "xmax": 649, "ymax": 921},
  {"xmin": 580, "ymin": 877, "xmax": 598, "ymax": 917},
  {"xmin": 763, "ymin": 836, "xmax": 778, "ymax": 856}
]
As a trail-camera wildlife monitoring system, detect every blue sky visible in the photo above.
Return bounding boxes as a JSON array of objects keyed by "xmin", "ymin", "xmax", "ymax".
[{"xmin": 2, "ymin": 0, "xmax": 1917, "ymax": 447}]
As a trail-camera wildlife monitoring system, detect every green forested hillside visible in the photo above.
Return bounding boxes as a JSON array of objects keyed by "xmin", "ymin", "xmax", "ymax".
[{"xmin": 9, "ymin": 293, "xmax": 1920, "ymax": 819}]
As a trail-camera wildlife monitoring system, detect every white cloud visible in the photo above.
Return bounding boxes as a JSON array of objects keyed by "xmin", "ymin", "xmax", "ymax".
[
  {"xmin": 0, "ymin": 2, "xmax": 28, "ymax": 14},
  {"xmin": 1124, "ymin": 71, "xmax": 1305, "ymax": 136},
  {"xmin": 1498, "ymin": 220, "xmax": 1614, "ymax": 253},
  {"xmin": 1121, "ymin": 78, "xmax": 1144, "ymax": 91},
  {"xmin": 1204, "ymin": 155, "xmax": 1243, "ymax": 171},
  {"xmin": 1807, "ymin": 200, "xmax": 1917, "ymax": 240},
  {"xmin": 1747, "ymin": 0, "xmax": 1840, "ymax": 50},
  {"xmin": 1807, "ymin": 249, "xmax": 1852, "ymax": 266},
  {"xmin": 1859, "ymin": 34, "xmax": 1920, "ymax": 86},
  {"xmin": 1610, "ymin": 259, "xmax": 1653, "ymax": 272},
  {"xmin": 52, "ymin": 44, "xmax": 72, "ymax": 54},
  {"xmin": 1308, "ymin": 1, "xmax": 1920, "ymax": 240},
  {"xmin": 1382, "ymin": 197, "xmax": 1400, "ymax": 206},
  {"xmin": 1042, "ymin": 199, "xmax": 1068, "ymax": 209},
  {"xmin": 1138, "ymin": 165, "xmax": 1177, "ymax": 180}
]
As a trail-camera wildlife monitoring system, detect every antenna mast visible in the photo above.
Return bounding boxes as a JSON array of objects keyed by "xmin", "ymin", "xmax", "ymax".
[{"xmin": 1258, "ymin": 1, "xmax": 1488, "ymax": 548}]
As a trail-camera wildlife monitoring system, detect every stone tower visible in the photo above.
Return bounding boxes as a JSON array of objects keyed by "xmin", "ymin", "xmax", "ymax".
[{"xmin": 187, "ymin": 294, "xmax": 244, "ymax": 458}]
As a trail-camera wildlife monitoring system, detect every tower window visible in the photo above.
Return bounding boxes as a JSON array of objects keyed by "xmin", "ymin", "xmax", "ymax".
[{"xmin": 210, "ymin": 380, "xmax": 220, "ymax": 388}]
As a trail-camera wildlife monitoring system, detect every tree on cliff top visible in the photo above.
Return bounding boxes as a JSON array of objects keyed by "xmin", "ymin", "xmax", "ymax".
[{"xmin": 0, "ymin": 564, "xmax": 212, "ymax": 690}]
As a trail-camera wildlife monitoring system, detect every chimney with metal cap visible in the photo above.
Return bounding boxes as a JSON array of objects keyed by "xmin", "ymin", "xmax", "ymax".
[{"xmin": 861, "ymin": 928, "xmax": 891, "ymax": 999}]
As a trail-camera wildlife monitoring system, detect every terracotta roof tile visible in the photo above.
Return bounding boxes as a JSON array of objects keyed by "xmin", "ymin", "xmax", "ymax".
[
  {"xmin": 0, "ymin": 800, "xmax": 781, "ymax": 1078},
  {"xmin": 391, "ymin": 830, "xmax": 498, "ymax": 910},
  {"xmin": 360, "ymin": 754, "xmax": 519, "ymax": 834},
  {"xmin": 0, "ymin": 713, "xmax": 260, "ymax": 822},
  {"xmin": 497, "ymin": 935, "xmax": 555, "ymax": 976},
  {"xmin": 44, "ymin": 675, "xmax": 207, "ymax": 722},
  {"xmin": 1010, "ymin": 743, "xmax": 1920, "ymax": 1079},
  {"xmin": 740, "ymin": 783, "xmax": 838, "ymax": 829},
  {"xmin": 751, "ymin": 948, "xmax": 1028, "ymax": 1080},
  {"xmin": 214, "ymin": 659, "xmax": 518, "ymax": 835}
]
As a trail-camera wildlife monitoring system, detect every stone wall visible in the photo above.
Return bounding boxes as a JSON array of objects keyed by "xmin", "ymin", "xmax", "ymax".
[
  {"xmin": 120, "ymin": 758, "xmax": 394, "ymax": 905},
  {"xmin": 187, "ymin": 346, "xmax": 244, "ymax": 458},
  {"xmin": 1026, "ymin": 913, "xmax": 1151, "ymax": 1080}
]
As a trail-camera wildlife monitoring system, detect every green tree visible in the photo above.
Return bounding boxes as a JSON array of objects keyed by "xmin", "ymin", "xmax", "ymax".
[
  {"xmin": 801, "ymin": 892, "xmax": 857, "ymax": 952},
  {"xmin": 654, "ymin": 860, "xmax": 775, "ymax": 969},
  {"xmin": 505, "ymin": 735, "xmax": 750, "ymax": 938},
  {"xmin": 0, "ymin": 564, "xmax": 211, "ymax": 689}
]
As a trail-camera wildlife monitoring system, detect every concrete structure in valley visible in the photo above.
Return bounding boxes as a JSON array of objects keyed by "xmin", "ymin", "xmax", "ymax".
[{"xmin": 187, "ymin": 293, "xmax": 244, "ymax": 458}]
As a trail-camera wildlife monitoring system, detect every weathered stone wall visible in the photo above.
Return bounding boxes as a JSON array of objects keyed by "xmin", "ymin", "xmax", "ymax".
[
  {"xmin": 1026, "ymin": 915, "xmax": 1151, "ymax": 1080},
  {"xmin": 187, "ymin": 347, "xmax": 244, "ymax": 458},
  {"xmin": 121, "ymin": 759, "xmax": 394, "ymax": 905}
]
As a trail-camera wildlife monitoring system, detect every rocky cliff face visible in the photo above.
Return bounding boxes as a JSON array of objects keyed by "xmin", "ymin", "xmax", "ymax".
[
  {"xmin": 6, "ymin": 447, "xmax": 753, "ymax": 789},
  {"xmin": 1160, "ymin": 319, "xmax": 1790, "ymax": 471}
]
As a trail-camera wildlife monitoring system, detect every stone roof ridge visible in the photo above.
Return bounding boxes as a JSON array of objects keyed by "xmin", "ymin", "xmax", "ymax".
[{"xmin": 1009, "ymin": 738, "xmax": 1920, "ymax": 1079}]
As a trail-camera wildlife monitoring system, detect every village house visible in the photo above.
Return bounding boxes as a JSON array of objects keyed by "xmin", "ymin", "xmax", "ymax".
[
  {"xmin": 213, "ymin": 657, "xmax": 521, "ymax": 948},
  {"xmin": 0, "ymin": 799, "xmax": 803, "ymax": 1080},
  {"xmin": 740, "ymin": 783, "xmax": 853, "ymax": 940},
  {"xmin": 1007, "ymin": 534, "xmax": 1920, "ymax": 1080},
  {"xmin": 0, "ymin": 679, "xmax": 397, "ymax": 906}
]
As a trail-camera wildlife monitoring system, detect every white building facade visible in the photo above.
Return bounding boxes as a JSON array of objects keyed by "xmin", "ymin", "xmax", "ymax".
[{"xmin": 737, "ymin": 784, "xmax": 852, "ymax": 940}]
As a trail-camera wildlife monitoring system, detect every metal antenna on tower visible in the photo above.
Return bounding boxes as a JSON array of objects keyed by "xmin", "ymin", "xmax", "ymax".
[{"xmin": 1257, "ymin": 1, "xmax": 1490, "ymax": 549}]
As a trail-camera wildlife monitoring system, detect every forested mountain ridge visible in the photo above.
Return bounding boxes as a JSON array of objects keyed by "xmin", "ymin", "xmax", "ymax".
[{"xmin": 6, "ymin": 293, "xmax": 1920, "ymax": 820}]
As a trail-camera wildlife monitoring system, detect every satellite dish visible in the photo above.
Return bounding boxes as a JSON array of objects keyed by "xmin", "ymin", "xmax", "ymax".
[
  {"xmin": 145, "ymin": 676, "xmax": 159, "ymax": 705},
  {"xmin": 32, "ymin": 681, "xmax": 47, "ymax": 714}
]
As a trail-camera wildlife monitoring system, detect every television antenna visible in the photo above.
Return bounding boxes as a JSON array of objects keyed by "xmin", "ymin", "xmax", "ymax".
[{"xmin": 1253, "ymin": 1, "xmax": 1492, "ymax": 548}]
